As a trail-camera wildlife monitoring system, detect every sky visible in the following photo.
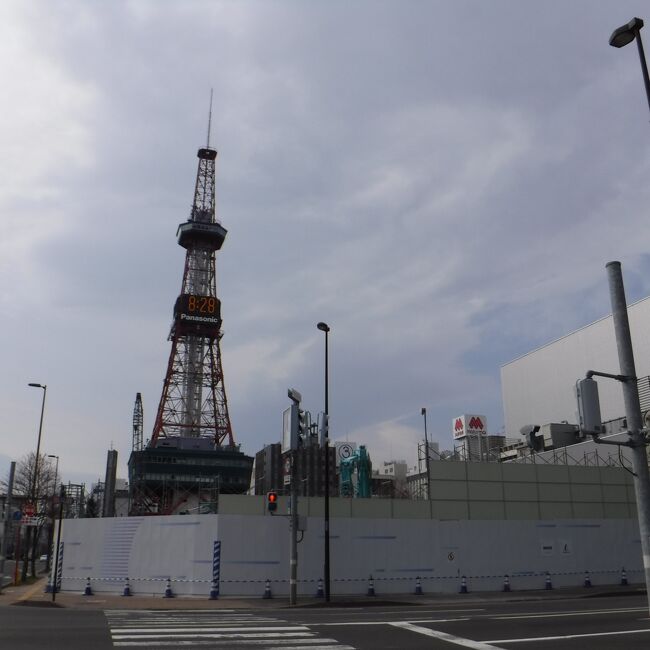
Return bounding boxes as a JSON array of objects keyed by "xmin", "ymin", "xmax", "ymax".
[{"xmin": 2, "ymin": 0, "xmax": 650, "ymax": 488}]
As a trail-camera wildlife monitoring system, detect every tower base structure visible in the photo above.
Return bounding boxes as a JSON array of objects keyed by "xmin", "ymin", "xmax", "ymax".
[{"xmin": 128, "ymin": 437, "xmax": 253, "ymax": 515}]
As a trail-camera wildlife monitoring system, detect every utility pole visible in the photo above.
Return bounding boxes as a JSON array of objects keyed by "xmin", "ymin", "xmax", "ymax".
[
  {"xmin": 606, "ymin": 261, "xmax": 650, "ymax": 614},
  {"xmin": 0, "ymin": 462, "xmax": 16, "ymax": 592},
  {"xmin": 317, "ymin": 321, "xmax": 331, "ymax": 601},
  {"xmin": 421, "ymin": 408, "xmax": 432, "ymax": 499},
  {"xmin": 289, "ymin": 446, "xmax": 298, "ymax": 606},
  {"xmin": 52, "ymin": 484, "xmax": 65, "ymax": 603},
  {"xmin": 287, "ymin": 388, "xmax": 302, "ymax": 606}
]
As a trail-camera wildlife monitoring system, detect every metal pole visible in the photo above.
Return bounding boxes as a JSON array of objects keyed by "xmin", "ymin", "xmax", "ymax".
[
  {"xmin": 317, "ymin": 321, "xmax": 331, "ymax": 602},
  {"xmin": 0, "ymin": 462, "xmax": 16, "ymax": 592},
  {"xmin": 46, "ymin": 456, "xmax": 59, "ymax": 573},
  {"xmin": 634, "ymin": 28, "xmax": 650, "ymax": 115},
  {"xmin": 52, "ymin": 485, "xmax": 65, "ymax": 603},
  {"xmin": 323, "ymin": 327, "xmax": 331, "ymax": 602},
  {"xmin": 29, "ymin": 385, "xmax": 47, "ymax": 504},
  {"xmin": 606, "ymin": 261, "xmax": 650, "ymax": 614},
  {"xmin": 24, "ymin": 384, "xmax": 46, "ymax": 580},
  {"xmin": 422, "ymin": 408, "xmax": 432, "ymax": 499},
  {"xmin": 289, "ymin": 449, "xmax": 298, "ymax": 606}
]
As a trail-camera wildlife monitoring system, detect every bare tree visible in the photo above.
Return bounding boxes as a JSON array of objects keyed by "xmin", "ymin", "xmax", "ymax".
[
  {"xmin": 2, "ymin": 453, "xmax": 58, "ymax": 580},
  {"xmin": 85, "ymin": 495, "xmax": 99, "ymax": 518}
]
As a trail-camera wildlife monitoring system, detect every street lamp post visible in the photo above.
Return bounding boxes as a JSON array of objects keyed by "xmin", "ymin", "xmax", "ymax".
[
  {"xmin": 421, "ymin": 408, "xmax": 432, "ymax": 500},
  {"xmin": 609, "ymin": 17, "xmax": 650, "ymax": 115},
  {"xmin": 28, "ymin": 383, "xmax": 47, "ymax": 504},
  {"xmin": 23, "ymin": 383, "xmax": 47, "ymax": 580},
  {"xmin": 316, "ymin": 321, "xmax": 331, "ymax": 602}
]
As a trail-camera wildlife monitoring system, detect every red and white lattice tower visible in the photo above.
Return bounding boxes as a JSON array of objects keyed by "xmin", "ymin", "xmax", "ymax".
[{"xmin": 150, "ymin": 137, "xmax": 235, "ymax": 448}]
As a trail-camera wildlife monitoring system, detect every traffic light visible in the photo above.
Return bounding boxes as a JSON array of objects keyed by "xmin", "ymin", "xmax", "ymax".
[{"xmin": 267, "ymin": 491, "xmax": 278, "ymax": 513}]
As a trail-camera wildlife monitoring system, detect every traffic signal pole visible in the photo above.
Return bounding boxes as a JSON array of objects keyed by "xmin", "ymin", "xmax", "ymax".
[
  {"xmin": 286, "ymin": 389, "xmax": 302, "ymax": 606},
  {"xmin": 606, "ymin": 262, "xmax": 650, "ymax": 615}
]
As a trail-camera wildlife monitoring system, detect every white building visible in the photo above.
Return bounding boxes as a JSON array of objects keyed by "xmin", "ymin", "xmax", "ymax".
[{"xmin": 500, "ymin": 296, "xmax": 650, "ymax": 439}]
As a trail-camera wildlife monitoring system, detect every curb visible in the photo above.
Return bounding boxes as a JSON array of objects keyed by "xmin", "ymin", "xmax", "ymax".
[{"xmin": 1, "ymin": 582, "xmax": 643, "ymax": 610}]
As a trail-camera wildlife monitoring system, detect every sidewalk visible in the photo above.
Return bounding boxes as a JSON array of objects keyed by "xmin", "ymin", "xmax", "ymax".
[{"xmin": 0, "ymin": 576, "xmax": 644, "ymax": 610}]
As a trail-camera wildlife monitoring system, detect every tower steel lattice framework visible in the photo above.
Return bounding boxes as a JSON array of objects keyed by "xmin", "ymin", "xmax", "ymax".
[{"xmin": 150, "ymin": 142, "xmax": 235, "ymax": 448}]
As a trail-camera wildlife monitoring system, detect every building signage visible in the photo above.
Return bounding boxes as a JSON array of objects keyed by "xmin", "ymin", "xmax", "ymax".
[
  {"xmin": 452, "ymin": 414, "xmax": 488, "ymax": 439},
  {"xmin": 335, "ymin": 442, "xmax": 357, "ymax": 467}
]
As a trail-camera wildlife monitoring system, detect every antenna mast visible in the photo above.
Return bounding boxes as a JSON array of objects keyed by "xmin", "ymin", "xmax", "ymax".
[{"xmin": 206, "ymin": 88, "xmax": 213, "ymax": 148}]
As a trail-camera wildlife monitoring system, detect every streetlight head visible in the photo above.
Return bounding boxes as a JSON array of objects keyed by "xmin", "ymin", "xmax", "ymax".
[
  {"xmin": 609, "ymin": 17, "xmax": 644, "ymax": 48},
  {"xmin": 317, "ymin": 322, "xmax": 330, "ymax": 332},
  {"xmin": 28, "ymin": 382, "xmax": 43, "ymax": 388},
  {"xmin": 288, "ymin": 387, "xmax": 302, "ymax": 404},
  {"xmin": 47, "ymin": 454, "xmax": 58, "ymax": 459}
]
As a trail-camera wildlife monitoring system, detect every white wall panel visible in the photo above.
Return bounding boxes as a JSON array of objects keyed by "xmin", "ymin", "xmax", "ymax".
[
  {"xmin": 58, "ymin": 512, "xmax": 642, "ymax": 596},
  {"xmin": 501, "ymin": 297, "xmax": 650, "ymax": 437}
]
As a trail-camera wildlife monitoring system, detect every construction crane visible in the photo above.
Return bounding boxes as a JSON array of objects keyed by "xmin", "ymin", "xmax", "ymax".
[
  {"xmin": 340, "ymin": 445, "xmax": 372, "ymax": 498},
  {"xmin": 132, "ymin": 393, "xmax": 143, "ymax": 451}
]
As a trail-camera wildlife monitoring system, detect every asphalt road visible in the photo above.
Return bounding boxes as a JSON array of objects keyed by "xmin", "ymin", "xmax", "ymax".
[{"xmin": 0, "ymin": 593, "xmax": 649, "ymax": 649}]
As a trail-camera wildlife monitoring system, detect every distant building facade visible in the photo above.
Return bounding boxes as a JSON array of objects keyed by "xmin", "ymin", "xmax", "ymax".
[{"xmin": 254, "ymin": 443, "xmax": 337, "ymax": 497}]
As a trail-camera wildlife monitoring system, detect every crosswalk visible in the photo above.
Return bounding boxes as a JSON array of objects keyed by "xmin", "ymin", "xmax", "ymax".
[{"xmin": 105, "ymin": 610, "xmax": 355, "ymax": 650}]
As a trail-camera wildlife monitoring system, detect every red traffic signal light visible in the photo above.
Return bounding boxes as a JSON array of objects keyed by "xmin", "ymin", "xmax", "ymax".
[{"xmin": 267, "ymin": 491, "xmax": 278, "ymax": 512}]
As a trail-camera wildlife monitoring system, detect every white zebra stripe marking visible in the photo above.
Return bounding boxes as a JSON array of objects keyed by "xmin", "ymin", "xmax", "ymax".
[
  {"xmin": 106, "ymin": 610, "xmax": 356, "ymax": 649},
  {"xmin": 114, "ymin": 641, "xmax": 349, "ymax": 648}
]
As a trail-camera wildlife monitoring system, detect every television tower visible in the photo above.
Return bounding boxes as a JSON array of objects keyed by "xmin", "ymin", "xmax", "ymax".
[
  {"xmin": 151, "ymin": 100, "xmax": 235, "ymax": 448},
  {"xmin": 129, "ymin": 100, "xmax": 252, "ymax": 515}
]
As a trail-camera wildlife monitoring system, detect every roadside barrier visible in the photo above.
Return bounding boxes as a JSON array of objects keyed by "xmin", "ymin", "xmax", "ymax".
[
  {"xmin": 83, "ymin": 577, "xmax": 92, "ymax": 596},
  {"xmin": 583, "ymin": 571, "xmax": 592, "ymax": 588},
  {"xmin": 58, "ymin": 568, "xmax": 644, "ymax": 597}
]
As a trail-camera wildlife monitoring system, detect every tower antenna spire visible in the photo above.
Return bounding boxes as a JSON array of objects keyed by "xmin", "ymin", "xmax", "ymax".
[{"xmin": 207, "ymin": 88, "xmax": 214, "ymax": 148}]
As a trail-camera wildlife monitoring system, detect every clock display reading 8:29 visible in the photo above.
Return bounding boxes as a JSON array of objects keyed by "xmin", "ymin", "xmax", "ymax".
[{"xmin": 187, "ymin": 295, "xmax": 218, "ymax": 314}]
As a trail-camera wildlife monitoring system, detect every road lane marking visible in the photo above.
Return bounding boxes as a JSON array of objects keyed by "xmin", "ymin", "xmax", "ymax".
[
  {"xmin": 113, "ymin": 631, "xmax": 313, "ymax": 640},
  {"xmin": 114, "ymin": 639, "xmax": 345, "ymax": 647},
  {"xmin": 106, "ymin": 609, "xmax": 357, "ymax": 648},
  {"xmin": 312, "ymin": 618, "xmax": 471, "ymax": 626},
  {"xmin": 390, "ymin": 622, "xmax": 504, "ymax": 649},
  {"xmin": 107, "ymin": 609, "xmax": 239, "ymax": 614},
  {"xmin": 492, "ymin": 606, "xmax": 647, "ymax": 620},
  {"xmin": 486, "ymin": 627, "xmax": 650, "ymax": 644},
  {"xmin": 111, "ymin": 626, "xmax": 310, "ymax": 634},
  {"xmin": 266, "ymin": 645, "xmax": 355, "ymax": 650}
]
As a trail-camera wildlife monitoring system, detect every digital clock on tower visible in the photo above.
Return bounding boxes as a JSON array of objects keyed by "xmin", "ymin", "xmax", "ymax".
[{"xmin": 174, "ymin": 294, "xmax": 221, "ymax": 336}]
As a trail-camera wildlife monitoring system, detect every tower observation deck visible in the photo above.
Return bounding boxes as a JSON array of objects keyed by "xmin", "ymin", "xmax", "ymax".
[{"xmin": 129, "ymin": 133, "xmax": 253, "ymax": 516}]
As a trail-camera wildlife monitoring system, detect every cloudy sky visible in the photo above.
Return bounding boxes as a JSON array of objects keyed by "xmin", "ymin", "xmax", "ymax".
[{"xmin": 2, "ymin": 1, "xmax": 650, "ymax": 487}]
